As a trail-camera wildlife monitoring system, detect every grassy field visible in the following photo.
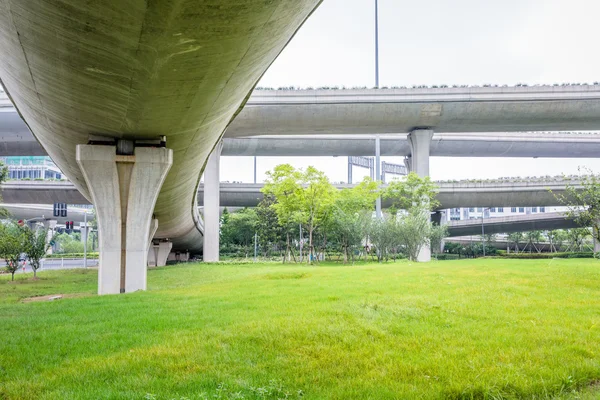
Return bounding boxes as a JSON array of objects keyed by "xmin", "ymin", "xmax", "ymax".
[{"xmin": 1, "ymin": 259, "xmax": 600, "ymax": 399}]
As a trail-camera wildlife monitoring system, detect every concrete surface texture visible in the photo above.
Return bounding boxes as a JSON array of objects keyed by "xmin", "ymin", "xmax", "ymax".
[{"xmin": 0, "ymin": 0, "xmax": 322, "ymax": 257}]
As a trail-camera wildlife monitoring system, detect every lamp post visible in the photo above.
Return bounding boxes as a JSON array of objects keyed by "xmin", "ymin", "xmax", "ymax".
[
  {"xmin": 374, "ymin": 0, "xmax": 379, "ymax": 88},
  {"xmin": 83, "ymin": 210, "xmax": 88, "ymax": 268},
  {"xmin": 481, "ymin": 208, "xmax": 488, "ymax": 257},
  {"xmin": 375, "ymin": 135, "xmax": 381, "ymax": 219}
]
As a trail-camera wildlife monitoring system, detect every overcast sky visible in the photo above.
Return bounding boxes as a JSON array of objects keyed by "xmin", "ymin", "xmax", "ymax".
[{"xmin": 221, "ymin": 0, "xmax": 600, "ymax": 183}]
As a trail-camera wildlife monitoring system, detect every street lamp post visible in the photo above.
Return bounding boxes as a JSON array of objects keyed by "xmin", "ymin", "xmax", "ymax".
[
  {"xmin": 374, "ymin": 0, "xmax": 379, "ymax": 88},
  {"xmin": 481, "ymin": 208, "xmax": 487, "ymax": 257},
  {"xmin": 83, "ymin": 210, "xmax": 88, "ymax": 268},
  {"xmin": 375, "ymin": 135, "xmax": 381, "ymax": 219}
]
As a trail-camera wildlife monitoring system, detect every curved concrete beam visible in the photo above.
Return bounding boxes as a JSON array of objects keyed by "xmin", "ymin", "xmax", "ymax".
[{"xmin": 0, "ymin": 1, "xmax": 322, "ymax": 253}]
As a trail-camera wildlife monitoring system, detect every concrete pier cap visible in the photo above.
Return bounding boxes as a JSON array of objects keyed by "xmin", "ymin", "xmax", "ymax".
[{"xmin": 76, "ymin": 140, "xmax": 173, "ymax": 295}]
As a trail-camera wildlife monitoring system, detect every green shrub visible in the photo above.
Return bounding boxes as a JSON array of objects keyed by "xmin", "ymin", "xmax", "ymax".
[
  {"xmin": 46, "ymin": 252, "xmax": 99, "ymax": 259},
  {"xmin": 495, "ymin": 252, "xmax": 594, "ymax": 259},
  {"xmin": 435, "ymin": 254, "xmax": 460, "ymax": 260}
]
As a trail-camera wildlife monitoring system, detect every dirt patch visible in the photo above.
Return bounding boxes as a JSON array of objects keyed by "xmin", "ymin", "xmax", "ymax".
[
  {"xmin": 21, "ymin": 293, "xmax": 91, "ymax": 303},
  {"xmin": 263, "ymin": 272, "xmax": 310, "ymax": 280}
]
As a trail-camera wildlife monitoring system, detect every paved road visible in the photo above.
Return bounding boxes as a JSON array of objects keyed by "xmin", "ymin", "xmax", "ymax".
[{"xmin": 1, "ymin": 258, "xmax": 98, "ymax": 273}]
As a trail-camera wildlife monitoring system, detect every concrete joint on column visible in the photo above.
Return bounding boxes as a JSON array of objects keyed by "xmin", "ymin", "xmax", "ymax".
[{"xmin": 76, "ymin": 143, "xmax": 173, "ymax": 295}]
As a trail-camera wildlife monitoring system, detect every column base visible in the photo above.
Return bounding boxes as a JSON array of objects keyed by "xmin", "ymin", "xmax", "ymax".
[{"xmin": 417, "ymin": 245, "xmax": 431, "ymax": 262}]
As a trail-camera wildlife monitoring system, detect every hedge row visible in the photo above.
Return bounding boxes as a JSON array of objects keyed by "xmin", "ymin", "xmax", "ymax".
[
  {"xmin": 434, "ymin": 254, "xmax": 461, "ymax": 260},
  {"xmin": 495, "ymin": 252, "xmax": 594, "ymax": 259},
  {"xmin": 46, "ymin": 253, "xmax": 99, "ymax": 259}
]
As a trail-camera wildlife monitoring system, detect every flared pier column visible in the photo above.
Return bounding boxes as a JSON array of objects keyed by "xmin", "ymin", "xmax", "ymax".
[
  {"xmin": 408, "ymin": 129, "xmax": 434, "ymax": 262},
  {"xmin": 76, "ymin": 142, "xmax": 172, "ymax": 295},
  {"xmin": 203, "ymin": 141, "xmax": 223, "ymax": 262}
]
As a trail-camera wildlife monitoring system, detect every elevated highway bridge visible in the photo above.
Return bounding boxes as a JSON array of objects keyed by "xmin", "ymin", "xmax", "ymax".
[{"xmin": 0, "ymin": 177, "xmax": 581, "ymax": 210}]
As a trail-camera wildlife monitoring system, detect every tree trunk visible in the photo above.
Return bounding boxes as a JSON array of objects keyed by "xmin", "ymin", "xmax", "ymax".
[
  {"xmin": 308, "ymin": 228, "xmax": 314, "ymax": 264},
  {"xmin": 285, "ymin": 232, "xmax": 290, "ymax": 263}
]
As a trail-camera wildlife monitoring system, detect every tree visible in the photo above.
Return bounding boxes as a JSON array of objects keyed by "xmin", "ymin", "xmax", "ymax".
[
  {"xmin": 396, "ymin": 208, "xmax": 433, "ymax": 261},
  {"xmin": 554, "ymin": 170, "xmax": 600, "ymax": 251},
  {"xmin": 54, "ymin": 233, "xmax": 84, "ymax": 254},
  {"xmin": 255, "ymin": 195, "xmax": 284, "ymax": 257},
  {"xmin": 565, "ymin": 228, "xmax": 590, "ymax": 252},
  {"xmin": 523, "ymin": 230, "xmax": 543, "ymax": 253},
  {"xmin": 369, "ymin": 217, "xmax": 396, "ymax": 262},
  {"xmin": 545, "ymin": 230, "xmax": 565, "ymax": 253},
  {"xmin": 24, "ymin": 226, "xmax": 53, "ymax": 278},
  {"xmin": 430, "ymin": 224, "xmax": 449, "ymax": 257},
  {"xmin": 262, "ymin": 164, "xmax": 303, "ymax": 262},
  {"xmin": 0, "ymin": 160, "xmax": 8, "ymax": 218},
  {"xmin": 331, "ymin": 177, "xmax": 379, "ymax": 263},
  {"xmin": 383, "ymin": 173, "xmax": 440, "ymax": 262},
  {"xmin": 220, "ymin": 208, "xmax": 257, "ymax": 257},
  {"xmin": 297, "ymin": 166, "xmax": 338, "ymax": 263},
  {"xmin": 0, "ymin": 222, "xmax": 27, "ymax": 281},
  {"xmin": 263, "ymin": 165, "xmax": 338, "ymax": 264},
  {"xmin": 508, "ymin": 232, "xmax": 524, "ymax": 253},
  {"xmin": 383, "ymin": 172, "xmax": 440, "ymax": 213}
]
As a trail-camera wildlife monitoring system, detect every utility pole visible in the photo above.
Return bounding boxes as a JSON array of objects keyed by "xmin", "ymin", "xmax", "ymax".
[
  {"xmin": 375, "ymin": 0, "xmax": 379, "ymax": 88},
  {"xmin": 253, "ymin": 156, "xmax": 257, "ymax": 184}
]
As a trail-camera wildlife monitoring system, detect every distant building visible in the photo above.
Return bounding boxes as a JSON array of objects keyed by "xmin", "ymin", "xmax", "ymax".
[
  {"xmin": 1, "ymin": 156, "xmax": 64, "ymax": 180},
  {"xmin": 447, "ymin": 206, "xmax": 568, "ymax": 221}
]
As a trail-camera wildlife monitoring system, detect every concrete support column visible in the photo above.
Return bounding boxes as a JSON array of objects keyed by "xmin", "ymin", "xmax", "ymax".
[
  {"xmin": 407, "ymin": 129, "xmax": 433, "ymax": 176},
  {"xmin": 408, "ymin": 129, "xmax": 434, "ymax": 262},
  {"xmin": 203, "ymin": 141, "xmax": 223, "ymax": 262},
  {"xmin": 147, "ymin": 241, "xmax": 173, "ymax": 267},
  {"xmin": 76, "ymin": 143, "xmax": 172, "ymax": 295},
  {"xmin": 156, "ymin": 242, "xmax": 172, "ymax": 267}
]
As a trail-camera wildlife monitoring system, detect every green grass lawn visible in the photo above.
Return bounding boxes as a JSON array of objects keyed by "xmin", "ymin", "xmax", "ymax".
[{"xmin": 1, "ymin": 259, "xmax": 600, "ymax": 399}]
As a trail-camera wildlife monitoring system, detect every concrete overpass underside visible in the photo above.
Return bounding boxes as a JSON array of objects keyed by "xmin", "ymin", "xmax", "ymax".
[
  {"xmin": 446, "ymin": 212, "xmax": 580, "ymax": 237},
  {"xmin": 0, "ymin": 1, "xmax": 321, "ymax": 294}
]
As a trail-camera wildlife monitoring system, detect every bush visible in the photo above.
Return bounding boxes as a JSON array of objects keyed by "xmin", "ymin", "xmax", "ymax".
[
  {"xmin": 435, "ymin": 254, "xmax": 460, "ymax": 260},
  {"xmin": 495, "ymin": 252, "xmax": 594, "ymax": 259},
  {"xmin": 45, "ymin": 252, "xmax": 99, "ymax": 259}
]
